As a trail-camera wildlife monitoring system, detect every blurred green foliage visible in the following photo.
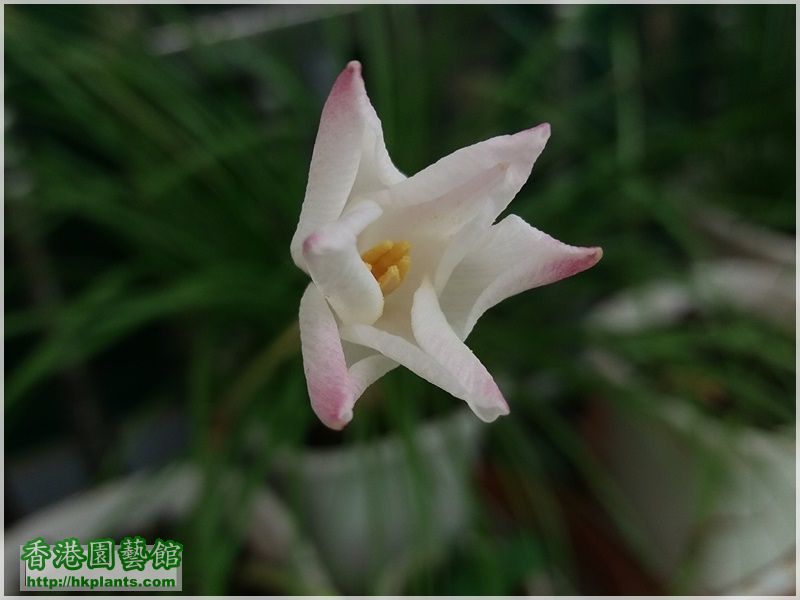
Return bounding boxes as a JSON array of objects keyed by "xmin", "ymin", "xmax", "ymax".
[{"xmin": 5, "ymin": 4, "xmax": 795, "ymax": 594}]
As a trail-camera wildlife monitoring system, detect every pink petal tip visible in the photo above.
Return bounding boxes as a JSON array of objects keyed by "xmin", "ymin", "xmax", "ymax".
[
  {"xmin": 552, "ymin": 246, "xmax": 603, "ymax": 281},
  {"xmin": 532, "ymin": 122, "xmax": 551, "ymax": 138},
  {"xmin": 308, "ymin": 383, "xmax": 354, "ymax": 431},
  {"xmin": 302, "ymin": 232, "xmax": 321, "ymax": 255}
]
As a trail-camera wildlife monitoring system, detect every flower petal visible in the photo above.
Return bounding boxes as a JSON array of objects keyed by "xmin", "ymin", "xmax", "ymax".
[
  {"xmin": 291, "ymin": 62, "xmax": 365, "ymax": 270},
  {"xmin": 291, "ymin": 61, "xmax": 403, "ymax": 271},
  {"xmin": 341, "ymin": 279, "xmax": 510, "ymax": 423},
  {"xmin": 348, "ymin": 83, "xmax": 405, "ymax": 201},
  {"xmin": 341, "ymin": 322, "xmax": 470, "ymax": 406},
  {"xmin": 299, "ymin": 283, "xmax": 355, "ymax": 430},
  {"xmin": 348, "ymin": 353, "xmax": 397, "ymax": 400},
  {"xmin": 364, "ymin": 124, "xmax": 550, "ymax": 244},
  {"xmin": 439, "ymin": 214, "xmax": 603, "ymax": 339},
  {"xmin": 302, "ymin": 200, "xmax": 385, "ymax": 325},
  {"xmin": 411, "ymin": 279, "xmax": 509, "ymax": 422},
  {"xmin": 299, "ymin": 284, "xmax": 396, "ymax": 430},
  {"xmin": 432, "ymin": 201, "xmax": 495, "ymax": 293}
]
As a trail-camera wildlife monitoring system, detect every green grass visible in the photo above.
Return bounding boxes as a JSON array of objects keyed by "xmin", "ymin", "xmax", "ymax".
[{"xmin": 5, "ymin": 4, "xmax": 795, "ymax": 594}]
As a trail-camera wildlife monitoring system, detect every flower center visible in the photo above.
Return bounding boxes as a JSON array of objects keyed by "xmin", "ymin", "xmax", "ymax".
[{"xmin": 361, "ymin": 240, "xmax": 411, "ymax": 296}]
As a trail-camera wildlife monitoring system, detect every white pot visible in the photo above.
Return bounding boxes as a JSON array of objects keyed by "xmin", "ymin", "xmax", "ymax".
[
  {"xmin": 586, "ymin": 251, "xmax": 796, "ymax": 594},
  {"xmin": 593, "ymin": 397, "xmax": 794, "ymax": 594},
  {"xmin": 4, "ymin": 464, "xmax": 333, "ymax": 594},
  {"xmin": 270, "ymin": 409, "xmax": 484, "ymax": 593}
]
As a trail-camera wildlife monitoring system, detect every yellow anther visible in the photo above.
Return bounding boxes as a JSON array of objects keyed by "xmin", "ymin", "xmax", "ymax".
[
  {"xmin": 372, "ymin": 241, "xmax": 410, "ymax": 277},
  {"xmin": 378, "ymin": 265, "xmax": 402, "ymax": 295},
  {"xmin": 361, "ymin": 240, "xmax": 411, "ymax": 296},
  {"xmin": 396, "ymin": 255, "xmax": 411, "ymax": 280},
  {"xmin": 360, "ymin": 240, "xmax": 393, "ymax": 264}
]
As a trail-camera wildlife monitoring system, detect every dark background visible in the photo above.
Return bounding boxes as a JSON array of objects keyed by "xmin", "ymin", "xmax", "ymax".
[{"xmin": 5, "ymin": 4, "xmax": 795, "ymax": 595}]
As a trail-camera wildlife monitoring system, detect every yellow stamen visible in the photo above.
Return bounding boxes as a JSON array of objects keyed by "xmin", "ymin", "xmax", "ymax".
[
  {"xmin": 360, "ymin": 240, "xmax": 393, "ymax": 264},
  {"xmin": 378, "ymin": 265, "xmax": 402, "ymax": 295},
  {"xmin": 372, "ymin": 241, "xmax": 410, "ymax": 277},
  {"xmin": 361, "ymin": 239, "xmax": 411, "ymax": 296},
  {"xmin": 396, "ymin": 255, "xmax": 411, "ymax": 280}
]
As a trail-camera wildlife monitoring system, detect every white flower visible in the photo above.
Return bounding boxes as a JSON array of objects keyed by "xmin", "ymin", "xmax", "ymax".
[{"xmin": 291, "ymin": 61, "xmax": 602, "ymax": 430}]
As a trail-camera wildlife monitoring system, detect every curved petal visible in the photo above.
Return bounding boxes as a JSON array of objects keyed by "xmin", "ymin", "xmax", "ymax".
[
  {"xmin": 348, "ymin": 85, "xmax": 405, "ymax": 201},
  {"xmin": 341, "ymin": 281, "xmax": 509, "ymax": 423},
  {"xmin": 291, "ymin": 62, "xmax": 366, "ymax": 270},
  {"xmin": 299, "ymin": 284, "xmax": 396, "ymax": 430},
  {"xmin": 411, "ymin": 279, "xmax": 509, "ymax": 422},
  {"xmin": 364, "ymin": 124, "xmax": 550, "ymax": 245},
  {"xmin": 348, "ymin": 353, "xmax": 397, "ymax": 400},
  {"xmin": 302, "ymin": 200, "xmax": 385, "ymax": 325},
  {"xmin": 439, "ymin": 214, "xmax": 603, "ymax": 339},
  {"xmin": 291, "ymin": 61, "xmax": 403, "ymax": 271},
  {"xmin": 340, "ymin": 322, "xmax": 470, "ymax": 405},
  {"xmin": 299, "ymin": 283, "xmax": 355, "ymax": 430},
  {"xmin": 432, "ymin": 201, "xmax": 495, "ymax": 293}
]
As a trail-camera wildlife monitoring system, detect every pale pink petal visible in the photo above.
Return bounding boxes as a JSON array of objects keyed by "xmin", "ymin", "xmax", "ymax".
[
  {"xmin": 348, "ymin": 353, "xmax": 397, "ymax": 400},
  {"xmin": 291, "ymin": 62, "xmax": 365, "ymax": 270},
  {"xmin": 411, "ymin": 279, "xmax": 509, "ymax": 422},
  {"xmin": 340, "ymin": 280, "xmax": 510, "ymax": 423},
  {"xmin": 302, "ymin": 200, "xmax": 385, "ymax": 325},
  {"xmin": 362, "ymin": 124, "xmax": 550, "ymax": 246},
  {"xmin": 432, "ymin": 201, "xmax": 495, "ymax": 293},
  {"xmin": 439, "ymin": 214, "xmax": 603, "ymax": 339},
  {"xmin": 299, "ymin": 284, "xmax": 396, "ymax": 430},
  {"xmin": 348, "ymin": 85, "xmax": 405, "ymax": 202},
  {"xmin": 299, "ymin": 283, "xmax": 355, "ymax": 429},
  {"xmin": 341, "ymin": 322, "xmax": 470, "ymax": 406},
  {"xmin": 291, "ymin": 61, "xmax": 403, "ymax": 271}
]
